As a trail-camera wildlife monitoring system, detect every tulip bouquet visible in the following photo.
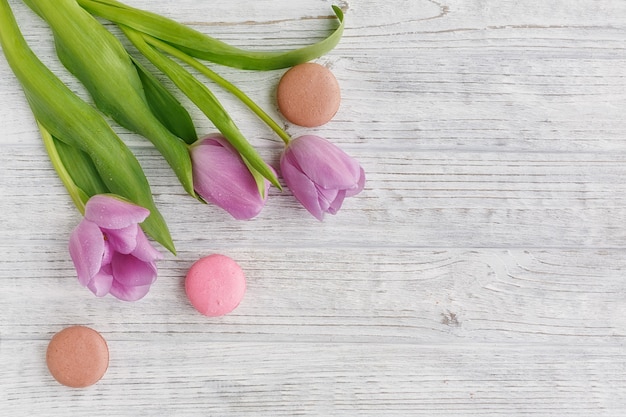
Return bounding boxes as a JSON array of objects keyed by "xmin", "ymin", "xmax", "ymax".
[{"xmin": 0, "ymin": 0, "xmax": 365, "ymax": 301}]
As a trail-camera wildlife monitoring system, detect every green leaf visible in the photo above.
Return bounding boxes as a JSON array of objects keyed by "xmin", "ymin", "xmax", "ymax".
[
  {"xmin": 123, "ymin": 26, "xmax": 281, "ymax": 191},
  {"xmin": 78, "ymin": 0, "xmax": 345, "ymax": 70},
  {"xmin": 38, "ymin": 122, "xmax": 92, "ymax": 213},
  {"xmin": 25, "ymin": 0, "xmax": 195, "ymax": 198},
  {"xmin": 142, "ymin": 36, "xmax": 293, "ymax": 146},
  {"xmin": 0, "ymin": 0, "xmax": 175, "ymax": 253},
  {"xmin": 133, "ymin": 58, "xmax": 197, "ymax": 145},
  {"xmin": 53, "ymin": 136, "xmax": 110, "ymax": 201},
  {"xmin": 242, "ymin": 157, "xmax": 270, "ymax": 200}
]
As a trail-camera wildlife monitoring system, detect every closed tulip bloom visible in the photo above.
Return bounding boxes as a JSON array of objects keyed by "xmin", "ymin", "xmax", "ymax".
[
  {"xmin": 190, "ymin": 134, "xmax": 270, "ymax": 220},
  {"xmin": 69, "ymin": 195, "xmax": 163, "ymax": 301},
  {"xmin": 280, "ymin": 135, "xmax": 365, "ymax": 220}
]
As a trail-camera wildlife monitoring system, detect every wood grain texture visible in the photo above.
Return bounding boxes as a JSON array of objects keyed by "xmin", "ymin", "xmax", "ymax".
[{"xmin": 1, "ymin": 0, "xmax": 625, "ymax": 415}]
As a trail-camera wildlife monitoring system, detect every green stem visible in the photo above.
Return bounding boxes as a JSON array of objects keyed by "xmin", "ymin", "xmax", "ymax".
[
  {"xmin": 37, "ymin": 121, "xmax": 87, "ymax": 214},
  {"xmin": 145, "ymin": 35, "xmax": 292, "ymax": 146}
]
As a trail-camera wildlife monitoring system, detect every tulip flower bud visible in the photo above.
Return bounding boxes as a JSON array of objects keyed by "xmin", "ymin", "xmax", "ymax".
[
  {"xmin": 280, "ymin": 135, "xmax": 365, "ymax": 220},
  {"xmin": 190, "ymin": 134, "xmax": 271, "ymax": 220},
  {"xmin": 69, "ymin": 195, "xmax": 163, "ymax": 301}
]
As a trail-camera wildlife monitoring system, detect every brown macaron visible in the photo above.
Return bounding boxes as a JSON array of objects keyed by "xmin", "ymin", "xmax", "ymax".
[
  {"xmin": 46, "ymin": 326, "xmax": 109, "ymax": 388},
  {"xmin": 277, "ymin": 62, "xmax": 341, "ymax": 127}
]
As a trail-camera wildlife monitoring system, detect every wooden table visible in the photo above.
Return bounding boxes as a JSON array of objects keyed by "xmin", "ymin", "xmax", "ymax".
[{"xmin": 1, "ymin": 0, "xmax": 625, "ymax": 415}]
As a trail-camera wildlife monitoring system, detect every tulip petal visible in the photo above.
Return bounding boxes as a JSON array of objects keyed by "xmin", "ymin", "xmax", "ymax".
[
  {"xmin": 102, "ymin": 224, "xmax": 139, "ymax": 255},
  {"xmin": 85, "ymin": 194, "xmax": 150, "ymax": 229},
  {"xmin": 131, "ymin": 227, "xmax": 164, "ymax": 262},
  {"xmin": 102, "ymin": 239, "xmax": 113, "ymax": 266},
  {"xmin": 288, "ymin": 135, "xmax": 361, "ymax": 189},
  {"xmin": 280, "ymin": 153, "xmax": 324, "ymax": 220},
  {"xmin": 109, "ymin": 281, "xmax": 152, "ymax": 302},
  {"xmin": 346, "ymin": 167, "xmax": 366, "ymax": 197},
  {"xmin": 327, "ymin": 189, "xmax": 347, "ymax": 215},
  {"xmin": 69, "ymin": 219, "xmax": 105, "ymax": 287},
  {"xmin": 86, "ymin": 267, "xmax": 114, "ymax": 297},
  {"xmin": 318, "ymin": 186, "xmax": 345, "ymax": 214},
  {"xmin": 316, "ymin": 186, "xmax": 337, "ymax": 212},
  {"xmin": 203, "ymin": 133, "xmax": 233, "ymax": 150},
  {"xmin": 110, "ymin": 252, "xmax": 158, "ymax": 288}
]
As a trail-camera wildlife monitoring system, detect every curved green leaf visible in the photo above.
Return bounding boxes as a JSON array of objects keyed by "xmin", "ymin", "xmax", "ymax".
[
  {"xmin": 133, "ymin": 58, "xmax": 197, "ymax": 145},
  {"xmin": 52, "ymin": 135, "xmax": 110, "ymax": 203},
  {"xmin": 0, "ymin": 0, "xmax": 175, "ymax": 253},
  {"xmin": 25, "ymin": 0, "xmax": 195, "ymax": 198},
  {"xmin": 78, "ymin": 0, "xmax": 345, "ymax": 70},
  {"xmin": 123, "ymin": 26, "xmax": 281, "ymax": 192}
]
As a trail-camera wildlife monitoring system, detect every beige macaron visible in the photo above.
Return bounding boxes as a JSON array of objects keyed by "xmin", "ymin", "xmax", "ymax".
[
  {"xmin": 46, "ymin": 326, "xmax": 109, "ymax": 388},
  {"xmin": 277, "ymin": 62, "xmax": 341, "ymax": 127}
]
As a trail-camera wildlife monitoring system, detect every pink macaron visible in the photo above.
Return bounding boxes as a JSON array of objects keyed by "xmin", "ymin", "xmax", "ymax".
[{"xmin": 185, "ymin": 254, "xmax": 246, "ymax": 317}]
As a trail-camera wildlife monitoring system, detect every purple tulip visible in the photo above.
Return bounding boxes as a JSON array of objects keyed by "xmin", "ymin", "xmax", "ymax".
[
  {"xmin": 69, "ymin": 195, "xmax": 163, "ymax": 301},
  {"xmin": 190, "ymin": 134, "xmax": 270, "ymax": 220},
  {"xmin": 280, "ymin": 135, "xmax": 365, "ymax": 220}
]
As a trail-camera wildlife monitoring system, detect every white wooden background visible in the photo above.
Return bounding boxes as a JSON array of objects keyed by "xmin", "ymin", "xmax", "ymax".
[{"xmin": 1, "ymin": 0, "xmax": 625, "ymax": 415}]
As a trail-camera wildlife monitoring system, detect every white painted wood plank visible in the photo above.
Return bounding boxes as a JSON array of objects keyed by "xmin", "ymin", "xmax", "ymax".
[
  {"xmin": 2, "ymin": 144, "xmax": 625, "ymax": 248},
  {"xmin": 1, "ymin": 247, "xmax": 624, "ymax": 345},
  {"xmin": 2, "ymin": 340, "xmax": 625, "ymax": 416}
]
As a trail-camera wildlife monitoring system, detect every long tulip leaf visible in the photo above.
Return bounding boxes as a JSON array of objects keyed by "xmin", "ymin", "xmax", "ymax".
[
  {"xmin": 24, "ymin": 0, "xmax": 196, "ymax": 198},
  {"xmin": 122, "ymin": 26, "xmax": 281, "ymax": 191},
  {"xmin": 133, "ymin": 58, "xmax": 198, "ymax": 145},
  {"xmin": 38, "ymin": 122, "xmax": 92, "ymax": 213},
  {"xmin": 142, "ymin": 36, "xmax": 293, "ymax": 146},
  {"xmin": 52, "ymin": 134, "xmax": 111, "ymax": 203},
  {"xmin": 78, "ymin": 0, "xmax": 345, "ymax": 70},
  {"xmin": 0, "ymin": 0, "xmax": 175, "ymax": 253}
]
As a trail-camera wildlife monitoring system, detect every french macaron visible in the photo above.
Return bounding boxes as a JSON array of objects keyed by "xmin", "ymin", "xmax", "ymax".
[
  {"xmin": 277, "ymin": 62, "xmax": 341, "ymax": 127},
  {"xmin": 46, "ymin": 325, "xmax": 109, "ymax": 388},
  {"xmin": 185, "ymin": 254, "xmax": 246, "ymax": 317}
]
